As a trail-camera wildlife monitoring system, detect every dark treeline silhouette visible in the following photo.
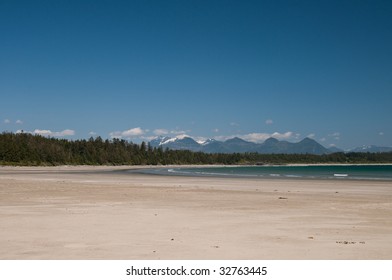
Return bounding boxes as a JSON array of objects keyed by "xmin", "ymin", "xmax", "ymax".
[{"xmin": 1, "ymin": 132, "xmax": 392, "ymax": 166}]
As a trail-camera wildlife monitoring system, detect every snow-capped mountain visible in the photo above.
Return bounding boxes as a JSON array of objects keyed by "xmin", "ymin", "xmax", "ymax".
[
  {"xmin": 197, "ymin": 138, "xmax": 217, "ymax": 146},
  {"xmin": 149, "ymin": 136, "xmax": 332, "ymax": 155},
  {"xmin": 149, "ymin": 136, "xmax": 171, "ymax": 147},
  {"xmin": 151, "ymin": 136, "xmax": 201, "ymax": 151}
]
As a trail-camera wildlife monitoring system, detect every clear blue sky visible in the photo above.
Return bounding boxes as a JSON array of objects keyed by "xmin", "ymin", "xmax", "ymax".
[{"xmin": 1, "ymin": 0, "xmax": 391, "ymax": 149}]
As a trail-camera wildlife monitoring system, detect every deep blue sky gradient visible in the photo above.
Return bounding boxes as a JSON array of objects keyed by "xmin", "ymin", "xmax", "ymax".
[{"xmin": 1, "ymin": 0, "xmax": 391, "ymax": 149}]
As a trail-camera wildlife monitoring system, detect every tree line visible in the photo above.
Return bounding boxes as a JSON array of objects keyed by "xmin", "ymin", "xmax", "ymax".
[{"xmin": 1, "ymin": 132, "xmax": 392, "ymax": 166}]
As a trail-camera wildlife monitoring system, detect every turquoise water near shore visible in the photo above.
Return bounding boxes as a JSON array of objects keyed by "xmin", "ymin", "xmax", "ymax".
[{"xmin": 134, "ymin": 165, "xmax": 392, "ymax": 181}]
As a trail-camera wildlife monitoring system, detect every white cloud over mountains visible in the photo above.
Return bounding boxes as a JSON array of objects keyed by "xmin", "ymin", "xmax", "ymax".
[
  {"xmin": 153, "ymin": 128, "xmax": 169, "ymax": 135},
  {"xmin": 34, "ymin": 129, "xmax": 75, "ymax": 137},
  {"xmin": 17, "ymin": 129, "xmax": 75, "ymax": 137},
  {"xmin": 109, "ymin": 127, "xmax": 146, "ymax": 139},
  {"xmin": 244, "ymin": 132, "xmax": 296, "ymax": 142},
  {"xmin": 111, "ymin": 127, "xmax": 190, "ymax": 139},
  {"xmin": 329, "ymin": 132, "xmax": 340, "ymax": 140}
]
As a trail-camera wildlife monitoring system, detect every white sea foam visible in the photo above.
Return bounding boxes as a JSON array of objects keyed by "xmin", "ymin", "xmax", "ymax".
[{"xmin": 334, "ymin": 174, "xmax": 348, "ymax": 177}]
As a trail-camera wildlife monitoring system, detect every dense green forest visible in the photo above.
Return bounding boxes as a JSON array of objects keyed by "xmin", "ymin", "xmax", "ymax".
[{"xmin": 1, "ymin": 132, "xmax": 392, "ymax": 166}]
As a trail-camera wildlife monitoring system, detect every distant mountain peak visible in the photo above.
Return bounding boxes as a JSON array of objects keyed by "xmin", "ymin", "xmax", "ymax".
[
  {"xmin": 299, "ymin": 137, "xmax": 315, "ymax": 143},
  {"xmin": 175, "ymin": 134, "xmax": 191, "ymax": 140},
  {"xmin": 225, "ymin": 137, "xmax": 251, "ymax": 144},
  {"xmin": 264, "ymin": 137, "xmax": 279, "ymax": 144},
  {"xmin": 163, "ymin": 135, "xmax": 195, "ymax": 144}
]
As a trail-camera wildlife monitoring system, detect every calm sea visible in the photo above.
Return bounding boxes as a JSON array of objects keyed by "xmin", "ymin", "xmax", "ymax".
[{"xmin": 135, "ymin": 165, "xmax": 392, "ymax": 181}]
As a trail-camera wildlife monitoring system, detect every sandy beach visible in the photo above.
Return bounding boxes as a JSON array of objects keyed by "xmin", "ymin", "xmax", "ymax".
[{"xmin": 1, "ymin": 166, "xmax": 391, "ymax": 260}]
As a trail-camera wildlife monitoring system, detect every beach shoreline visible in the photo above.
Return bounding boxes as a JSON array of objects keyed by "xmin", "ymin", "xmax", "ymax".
[{"xmin": 1, "ymin": 165, "xmax": 391, "ymax": 259}]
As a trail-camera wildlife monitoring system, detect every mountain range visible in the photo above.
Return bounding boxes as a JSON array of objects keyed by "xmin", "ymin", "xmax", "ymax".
[
  {"xmin": 150, "ymin": 136, "xmax": 330, "ymax": 155},
  {"xmin": 149, "ymin": 136, "xmax": 392, "ymax": 155}
]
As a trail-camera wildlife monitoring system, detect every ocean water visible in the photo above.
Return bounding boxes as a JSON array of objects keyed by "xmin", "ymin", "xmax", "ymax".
[{"xmin": 135, "ymin": 165, "xmax": 392, "ymax": 181}]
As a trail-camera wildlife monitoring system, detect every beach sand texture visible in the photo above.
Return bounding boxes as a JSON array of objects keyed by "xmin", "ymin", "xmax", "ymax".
[{"xmin": 1, "ymin": 166, "xmax": 391, "ymax": 259}]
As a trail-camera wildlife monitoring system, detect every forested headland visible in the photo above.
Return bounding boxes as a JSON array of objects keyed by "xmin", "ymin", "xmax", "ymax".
[{"xmin": 1, "ymin": 132, "xmax": 392, "ymax": 166}]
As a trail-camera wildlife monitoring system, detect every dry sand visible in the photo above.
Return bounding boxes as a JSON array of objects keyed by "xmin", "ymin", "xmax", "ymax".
[{"xmin": 1, "ymin": 166, "xmax": 391, "ymax": 259}]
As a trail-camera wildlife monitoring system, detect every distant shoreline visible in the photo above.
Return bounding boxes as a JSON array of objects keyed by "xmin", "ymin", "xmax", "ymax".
[
  {"xmin": 2, "ymin": 164, "xmax": 392, "ymax": 182},
  {"xmin": 2, "ymin": 162, "xmax": 392, "ymax": 169}
]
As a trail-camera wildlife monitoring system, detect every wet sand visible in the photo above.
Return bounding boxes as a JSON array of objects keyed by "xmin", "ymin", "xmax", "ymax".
[{"xmin": 1, "ymin": 166, "xmax": 391, "ymax": 259}]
